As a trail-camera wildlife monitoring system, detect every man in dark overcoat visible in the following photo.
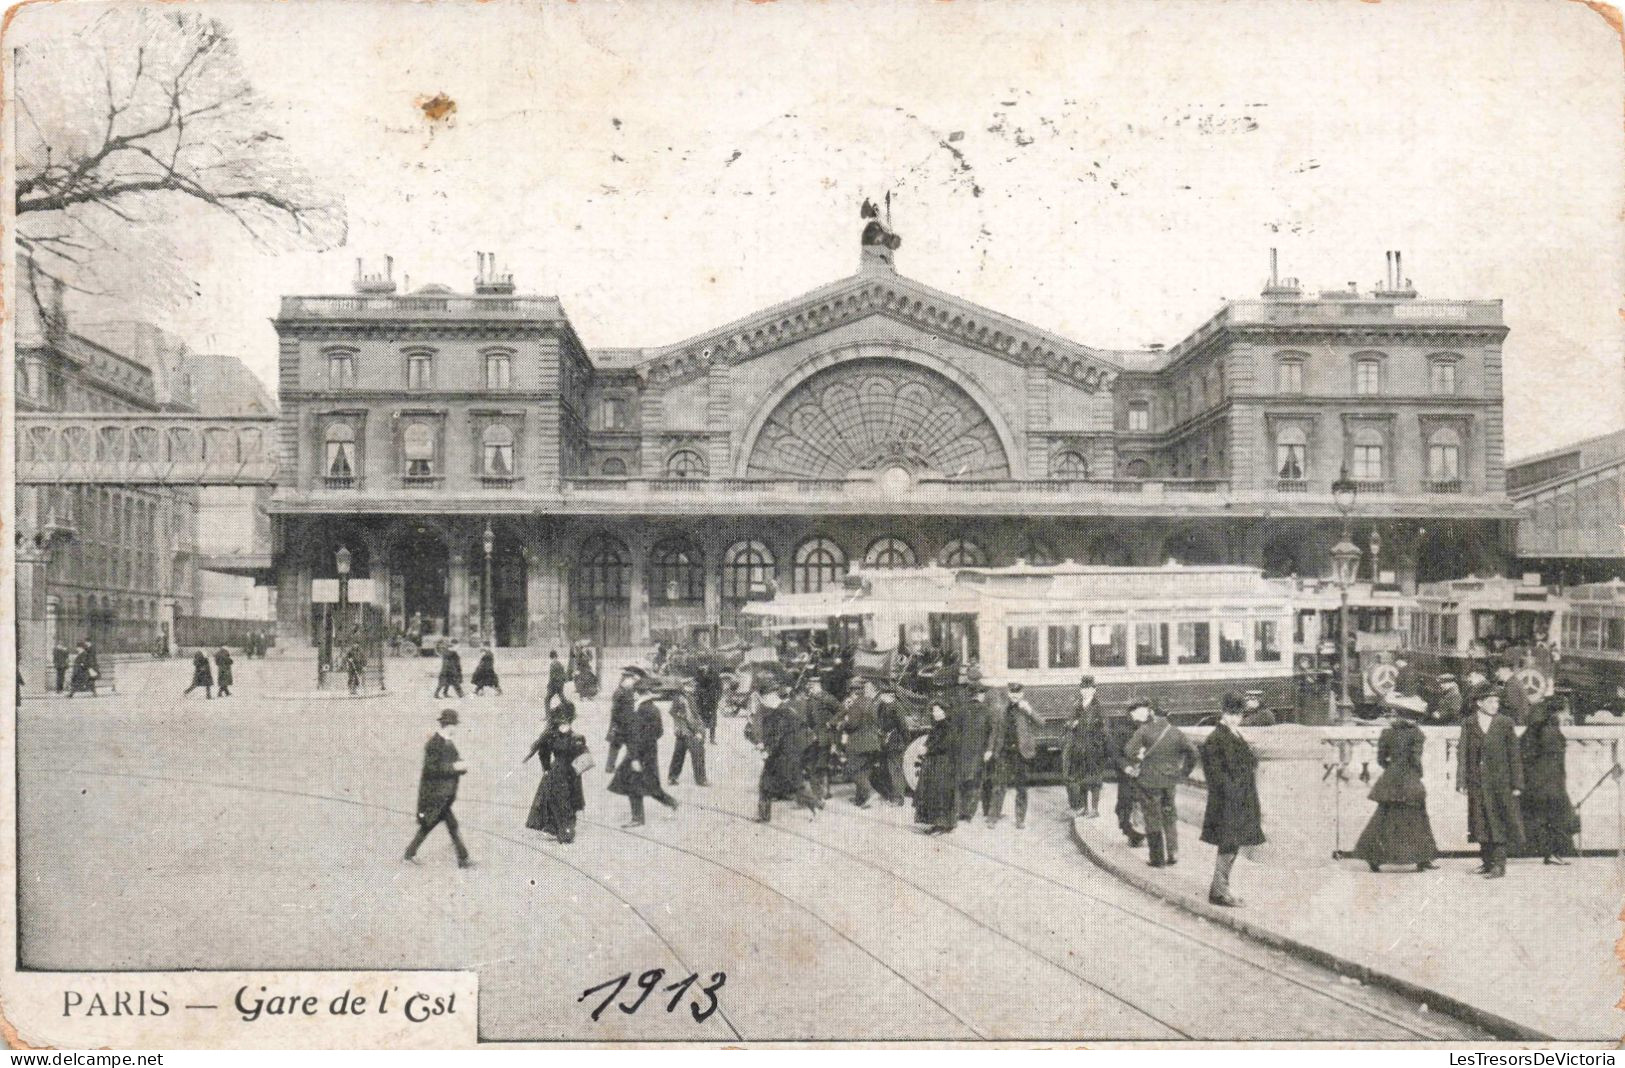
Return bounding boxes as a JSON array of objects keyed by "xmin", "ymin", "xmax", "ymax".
[
  {"xmin": 838, "ymin": 678, "xmax": 884, "ymax": 807},
  {"xmin": 51, "ymin": 640, "xmax": 69, "ymax": 693},
  {"xmin": 694, "ymin": 662, "xmax": 723, "ymax": 745},
  {"xmin": 755, "ymin": 683, "xmax": 819, "ymax": 821},
  {"xmin": 1200, "ymin": 696, "xmax": 1266, "ymax": 906},
  {"xmin": 67, "ymin": 640, "xmax": 97, "ymax": 698},
  {"xmin": 604, "ymin": 666, "xmax": 643, "ymax": 773},
  {"xmin": 986, "ymin": 682, "xmax": 1041, "ymax": 828},
  {"xmin": 800, "ymin": 675, "xmax": 842, "ymax": 801},
  {"xmin": 665, "ymin": 683, "xmax": 709, "ymax": 787},
  {"xmin": 876, "ymin": 689, "xmax": 909, "ymax": 804},
  {"xmin": 435, "ymin": 641, "xmax": 464, "ymax": 699},
  {"xmin": 404, "ymin": 708, "xmax": 472, "ymax": 868},
  {"xmin": 607, "ymin": 678, "xmax": 679, "ymax": 827},
  {"xmin": 1457, "ymin": 686, "xmax": 1524, "ymax": 878},
  {"xmin": 1427, "ymin": 675, "xmax": 1463, "ymax": 723},
  {"xmin": 546, "ymin": 650, "xmax": 568, "ymax": 706},
  {"xmin": 955, "ymin": 677, "xmax": 995, "ymax": 821},
  {"xmin": 1107, "ymin": 712, "xmax": 1144, "ymax": 846},
  {"xmin": 1124, "ymin": 699, "xmax": 1200, "ymax": 867}
]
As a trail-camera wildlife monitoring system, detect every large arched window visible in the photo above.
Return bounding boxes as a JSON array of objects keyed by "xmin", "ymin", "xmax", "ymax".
[
  {"xmin": 1427, "ymin": 427, "xmax": 1462, "ymax": 483},
  {"xmin": 600, "ymin": 457, "xmax": 627, "ymax": 477},
  {"xmin": 864, "ymin": 536, "xmax": 917, "ymax": 569},
  {"xmin": 666, "ymin": 449, "xmax": 707, "ymax": 479},
  {"xmin": 1124, "ymin": 458, "xmax": 1151, "ymax": 479},
  {"xmin": 1351, "ymin": 427, "xmax": 1386, "ymax": 481},
  {"xmin": 937, "ymin": 539, "xmax": 987, "ymax": 567},
  {"xmin": 721, "ymin": 541, "xmax": 776, "ymax": 606},
  {"xmin": 324, "ymin": 423, "xmax": 356, "ymax": 485},
  {"xmin": 650, "ymin": 537, "xmax": 703, "ymax": 605},
  {"xmin": 792, "ymin": 538, "xmax": 847, "ymax": 593},
  {"xmin": 575, "ymin": 535, "xmax": 630, "ymax": 605},
  {"xmin": 1051, "ymin": 451, "xmax": 1089, "ymax": 479},
  {"xmin": 1275, "ymin": 426, "xmax": 1307, "ymax": 481},
  {"xmin": 1019, "ymin": 538, "xmax": 1057, "ymax": 566},
  {"xmin": 481, "ymin": 424, "xmax": 515, "ymax": 477}
]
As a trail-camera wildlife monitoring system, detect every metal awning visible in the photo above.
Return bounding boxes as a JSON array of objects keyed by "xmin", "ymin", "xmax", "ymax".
[{"xmin": 740, "ymin": 592, "xmax": 869, "ymax": 619}]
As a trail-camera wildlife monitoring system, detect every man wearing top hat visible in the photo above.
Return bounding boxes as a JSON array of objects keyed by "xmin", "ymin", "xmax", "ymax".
[
  {"xmin": 986, "ymin": 681, "xmax": 1041, "ymax": 829},
  {"xmin": 404, "ymin": 709, "xmax": 473, "ymax": 868},
  {"xmin": 1457, "ymin": 685, "xmax": 1524, "ymax": 878},
  {"xmin": 604, "ymin": 665, "xmax": 645, "ymax": 774},
  {"xmin": 608, "ymin": 674, "xmax": 680, "ymax": 827}
]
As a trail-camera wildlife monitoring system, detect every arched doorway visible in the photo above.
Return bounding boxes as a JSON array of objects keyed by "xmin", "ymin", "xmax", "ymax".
[
  {"xmin": 391, "ymin": 523, "xmax": 449, "ymax": 642},
  {"xmin": 573, "ymin": 534, "xmax": 632, "ymax": 645}
]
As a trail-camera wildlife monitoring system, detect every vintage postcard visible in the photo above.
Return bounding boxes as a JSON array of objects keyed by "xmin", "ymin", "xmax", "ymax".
[{"xmin": 3, "ymin": 0, "xmax": 1623, "ymax": 1051}]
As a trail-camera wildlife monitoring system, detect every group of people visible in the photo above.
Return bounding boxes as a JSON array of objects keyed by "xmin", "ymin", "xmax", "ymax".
[
  {"xmin": 50, "ymin": 639, "xmax": 101, "ymax": 697},
  {"xmin": 430, "ymin": 640, "xmax": 503, "ymax": 699},
  {"xmin": 183, "ymin": 646, "xmax": 235, "ymax": 698},
  {"xmin": 1355, "ymin": 681, "xmax": 1580, "ymax": 878}
]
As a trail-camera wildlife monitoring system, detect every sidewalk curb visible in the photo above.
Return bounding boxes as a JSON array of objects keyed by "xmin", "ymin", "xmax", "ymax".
[{"xmin": 1067, "ymin": 818, "xmax": 1553, "ymax": 1043}]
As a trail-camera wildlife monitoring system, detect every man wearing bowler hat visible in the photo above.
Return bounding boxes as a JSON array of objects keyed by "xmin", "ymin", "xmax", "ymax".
[
  {"xmin": 404, "ymin": 709, "xmax": 473, "ymax": 868},
  {"xmin": 605, "ymin": 665, "xmax": 645, "ymax": 774}
]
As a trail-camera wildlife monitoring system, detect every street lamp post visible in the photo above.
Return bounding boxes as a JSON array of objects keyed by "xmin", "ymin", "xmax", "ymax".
[
  {"xmin": 482, "ymin": 525, "xmax": 495, "ymax": 646},
  {"xmin": 1369, "ymin": 529, "xmax": 1383, "ymax": 584},
  {"xmin": 335, "ymin": 546, "xmax": 352, "ymax": 641},
  {"xmin": 1330, "ymin": 470, "xmax": 1361, "ymax": 723}
]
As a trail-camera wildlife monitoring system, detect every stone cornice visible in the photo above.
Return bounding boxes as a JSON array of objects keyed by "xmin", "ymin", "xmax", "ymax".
[
  {"xmin": 637, "ymin": 274, "xmax": 1120, "ymax": 395},
  {"xmin": 276, "ymin": 321, "xmax": 557, "ymax": 342},
  {"xmin": 1228, "ymin": 323, "xmax": 1509, "ymax": 347},
  {"xmin": 283, "ymin": 389, "xmax": 555, "ymax": 403}
]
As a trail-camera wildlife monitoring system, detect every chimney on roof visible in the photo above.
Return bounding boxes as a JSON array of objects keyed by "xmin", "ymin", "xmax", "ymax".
[
  {"xmin": 353, "ymin": 256, "xmax": 398, "ymax": 294},
  {"xmin": 1376, "ymin": 250, "xmax": 1418, "ymax": 299},
  {"xmin": 474, "ymin": 251, "xmax": 516, "ymax": 295},
  {"xmin": 1261, "ymin": 247, "xmax": 1301, "ymax": 299}
]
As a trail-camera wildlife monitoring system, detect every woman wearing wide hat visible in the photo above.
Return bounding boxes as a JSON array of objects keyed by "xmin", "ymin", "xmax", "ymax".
[
  {"xmin": 525, "ymin": 704, "xmax": 590, "ymax": 843},
  {"xmin": 1354, "ymin": 712, "xmax": 1438, "ymax": 872},
  {"xmin": 472, "ymin": 644, "xmax": 501, "ymax": 696}
]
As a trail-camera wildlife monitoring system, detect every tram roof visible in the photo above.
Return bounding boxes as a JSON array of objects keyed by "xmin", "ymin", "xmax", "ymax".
[
  {"xmin": 1566, "ymin": 578, "xmax": 1625, "ymax": 604},
  {"xmin": 1415, "ymin": 574, "xmax": 1562, "ymax": 607}
]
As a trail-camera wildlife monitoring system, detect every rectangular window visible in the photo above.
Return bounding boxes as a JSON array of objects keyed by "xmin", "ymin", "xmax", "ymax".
[
  {"xmin": 1127, "ymin": 403, "xmax": 1150, "ymax": 432},
  {"xmin": 403, "ymin": 422, "xmax": 436, "ymax": 478},
  {"xmin": 1440, "ymin": 613, "xmax": 1459, "ymax": 649},
  {"xmin": 1047, "ymin": 625, "xmax": 1081, "ymax": 669},
  {"xmin": 1134, "ymin": 622, "xmax": 1170, "ymax": 666},
  {"xmin": 485, "ymin": 353, "xmax": 512, "ymax": 389},
  {"xmin": 1088, "ymin": 623, "xmax": 1127, "ymax": 667},
  {"xmin": 1581, "ymin": 615, "xmax": 1603, "ymax": 651},
  {"xmin": 1218, "ymin": 621, "xmax": 1247, "ymax": 663},
  {"xmin": 1352, "ymin": 445, "xmax": 1384, "ymax": 480},
  {"xmin": 1278, "ymin": 361, "xmax": 1303, "ymax": 394},
  {"xmin": 600, "ymin": 398, "xmax": 628, "ymax": 430},
  {"xmin": 1254, "ymin": 620, "xmax": 1282, "ymax": 662},
  {"xmin": 406, "ymin": 354, "xmax": 433, "ymax": 389},
  {"xmin": 1606, "ymin": 616, "xmax": 1625, "ymax": 652},
  {"xmin": 328, "ymin": 353, "xmax": 355, "ymax": 387},
  {"xmin": 1176, "ymin": 621, "xmax": 1210, "ymax": 664},
  {"xmin": 1428, "ymin": 444, "xmax": 1460, "ymax": 480},
  {"xmin": 1007, "ymin": 626, "xmax": 1040, "ymax": 670},
  {"xmin": 1355, "ymin": 361, "xmax": 1381, "ymax": 395},
  {"xmin": 1431, "ymin": 362, "xmax": 1457, "ymax": 395}
]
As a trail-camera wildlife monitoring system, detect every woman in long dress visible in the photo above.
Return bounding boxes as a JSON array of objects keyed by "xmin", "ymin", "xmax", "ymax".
[
  {"xmin": 913, "ymin": 700, "xmax": 959, "ymax": 835},
  {"xmin": 472, "ymin": 646, "xmax": 501, "ymax": 696},
  {"xmin": 525, "ymin": 708, "xmax": 589, "ymax": 843},
  {"xmin": 184, "ymin": 650, "xmax": 214, "ymax": 698},
  {"xmin": 1519, "ymin": 701, "xmax": 1580, "ymax": 863},
  {"xmin": 1354, "ymin": 715, "xmax": 1438, "ymax": 872}
]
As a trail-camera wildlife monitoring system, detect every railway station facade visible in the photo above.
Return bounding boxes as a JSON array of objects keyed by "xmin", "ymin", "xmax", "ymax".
[{"xmin": 269, "ymin": 220, "xmax": 1518, "ymax": 650}]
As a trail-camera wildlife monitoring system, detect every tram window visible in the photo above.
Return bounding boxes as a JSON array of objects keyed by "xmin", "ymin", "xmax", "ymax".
[
  {"xmin": 1563, "ymin": 615, "xmax": 1580, "ymax": 648},
  {"xmin": 1254, "ymin": 620, "xmax": 1282, "ymax": 662},
  {"xmin": 1219, "ymin": 621, "xmax": 1247, "ymax": 663},
  {"xmin": 1440, "ymin": 614, "xmax": 1458, "ymax": 648},
  {"xmin": 1581, "ymin": 615, "xmax": 1603, "ymax": 651},
  {"xmin": 1135, "ymin": 623, "xmax": 1170, "ymax": 666},
  {"xmin": 1048, "ymin": 625, "xmax": 1081, "ymax": 669},
  {"xmin": 1089, "ymin": 623, "xmax": 1127, "ymax": 668},
  {"xmin": 1177, "ymin": 621, "xmax": 1210, "ymax": 664},
  {"xmin": 1008, "ymin": 626, "xmax": 1040, "ymax": 670},
  {"xmin": 1607, "ymin": 617, "xmax": 1625, "ymax": 652}
]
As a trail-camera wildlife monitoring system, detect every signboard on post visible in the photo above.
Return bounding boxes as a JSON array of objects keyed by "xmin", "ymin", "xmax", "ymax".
[
  {"xmin": 311, "ymin": 579, "xmax": 340, "ymax": 604},
  {"xmin": 347, "ymin": 578, "xmax": 377, "ymax": 604}
]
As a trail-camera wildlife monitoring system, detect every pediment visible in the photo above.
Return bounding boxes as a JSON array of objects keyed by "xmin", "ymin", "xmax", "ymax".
[{"xmin": 634, "ymin": 271, "xmax": 1119, "ymax": 394}]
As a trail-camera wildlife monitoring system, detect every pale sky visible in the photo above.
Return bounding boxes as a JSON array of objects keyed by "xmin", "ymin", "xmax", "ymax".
[{"xmin": 14, "ymin": 0, "xmax": 1624, "ymax": 460}]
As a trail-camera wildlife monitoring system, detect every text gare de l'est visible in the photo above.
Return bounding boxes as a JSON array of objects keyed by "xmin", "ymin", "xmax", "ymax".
[{"xmin": 61, "ymin": 986, "xmax": 460, "ymax": 1025}]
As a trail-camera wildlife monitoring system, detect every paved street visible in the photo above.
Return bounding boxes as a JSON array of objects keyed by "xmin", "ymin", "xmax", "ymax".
[{"xmin": 18, "ymin": 656, "xmax": 1492, "ymax": 1043}]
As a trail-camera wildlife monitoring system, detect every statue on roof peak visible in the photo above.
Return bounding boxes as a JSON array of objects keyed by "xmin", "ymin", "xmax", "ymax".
[{"xmin": 859, "ymin": 194, "xmax": 902, "ymax": 272}]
